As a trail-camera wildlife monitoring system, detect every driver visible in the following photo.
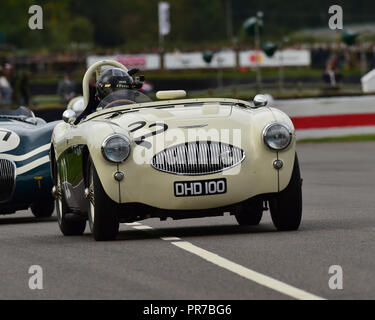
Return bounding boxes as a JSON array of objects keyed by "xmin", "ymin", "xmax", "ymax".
[
  {"xmin": 75, "ymin": 67, "xmax": 143, "ymax": 124},
  {"xmin": 96, "ymin": 68, "xmax": 137, "ymax": 102}
]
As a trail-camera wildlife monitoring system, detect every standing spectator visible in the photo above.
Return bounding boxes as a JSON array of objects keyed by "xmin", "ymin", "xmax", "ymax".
[
  {"xmin": 20, "ymin": 70, "xmax": 31, "ymax": 107},
  {"xmin": 2, "ymin": 63, "xmax": 30, "ymax": 106},
  {"xmin": 57, "ymin": 73, "xmax": 76, "ymax": 104},
  {"xmin": 323, "ymin": 54, "xmax": 343, "ymax": 87},
  {"xmin": 371, "ymin": 45, "xmax": 375, "ymax": 70},
  {"xmin": 0, "ymin": 66, "xmax": 12, "ymax": 105}
]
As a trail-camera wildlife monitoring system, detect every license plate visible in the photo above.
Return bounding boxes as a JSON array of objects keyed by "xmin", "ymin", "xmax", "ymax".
[{"xmin": 174, "ymin": 178, "xmax": 227, "ymax": 197}]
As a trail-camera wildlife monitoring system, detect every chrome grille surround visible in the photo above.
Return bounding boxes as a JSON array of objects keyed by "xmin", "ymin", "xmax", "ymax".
[
  {"xmin": 151, "ymin": 141, "xmax": 245, "ymax": 176},
  {"xmin": 0, "ymin": 158, "xmax": 17, "ymax": 203}
]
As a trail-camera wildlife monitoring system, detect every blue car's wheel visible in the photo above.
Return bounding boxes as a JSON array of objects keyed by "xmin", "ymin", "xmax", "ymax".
[{"xmin": 30, "ymin": 197, "xmax": 54, "ymax": 218}]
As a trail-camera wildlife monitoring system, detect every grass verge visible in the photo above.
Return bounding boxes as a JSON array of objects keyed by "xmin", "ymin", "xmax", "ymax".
[{"xmin": 299, "ymin": 134, "xmax": 375, "ymax": 143}]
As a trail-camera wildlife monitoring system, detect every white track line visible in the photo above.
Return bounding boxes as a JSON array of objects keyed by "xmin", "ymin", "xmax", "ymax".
[
  {"xmin": 125, "ymin": 223, "xmax": 325, "ymax": 300},
  {"xmin": 160, "ymin": 237, "xmax": 182, "ymax": 241},
  {"xmin": 172, "ymin": 241, "xmax": 325, "ymax": 301},
  {"xmin": 132, "ymin": 225, "xmax": 154, "ymax": 230}
]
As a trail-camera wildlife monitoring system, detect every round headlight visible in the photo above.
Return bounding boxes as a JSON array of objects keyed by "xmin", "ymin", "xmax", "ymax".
[
  {"xmin": 102, "ymin": 134, "xmax": 131, "ymax": 163},
  {"xmin": 263, "ymin": 123, "xmax": 292, "ymax": 151}
]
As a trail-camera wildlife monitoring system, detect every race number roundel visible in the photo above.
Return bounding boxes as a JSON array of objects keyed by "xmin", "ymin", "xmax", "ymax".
[{"xmin": 0, "ymin": 129, "xmax": 20, "ymax": 153}]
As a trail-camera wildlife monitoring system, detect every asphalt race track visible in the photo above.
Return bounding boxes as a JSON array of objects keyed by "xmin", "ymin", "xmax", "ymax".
[{"xmin": 0, "ymin": 142, "xmax": 374, "ymax": 300}]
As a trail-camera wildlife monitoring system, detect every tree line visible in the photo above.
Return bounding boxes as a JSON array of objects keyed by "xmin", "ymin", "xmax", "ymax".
[{"xmin": 0, "ymin": 0, "xmax": 374, "ymax": 52}]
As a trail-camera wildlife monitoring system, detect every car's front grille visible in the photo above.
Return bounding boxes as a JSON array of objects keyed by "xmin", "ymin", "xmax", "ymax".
[
  {"xmin": 151, "ymin": 141, "xmax": 245, "ymax": 175},
  {"xmin": 0, "ymin": 159, "xmax": 16, "ymax": 202}
]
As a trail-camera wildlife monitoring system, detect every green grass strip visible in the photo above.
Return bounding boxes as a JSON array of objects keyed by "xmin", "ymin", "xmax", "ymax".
[{"xmin": 299, "ymin": 134, "xmax": 375, "ymax": 143}]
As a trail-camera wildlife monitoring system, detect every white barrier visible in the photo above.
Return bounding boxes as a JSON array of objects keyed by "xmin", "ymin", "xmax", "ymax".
[
  {"xmin": 87, "ymin": 49, "xmax": 311, "ymax": 71},
  {"xmin": 164, "ymin": 50, "xmax": 236, "ymax": 70},
  {"xmin": 239, "ymin": 50, "xmax": 311, "ymax": 68},
  {"xmin": 87, "ymin": 54, "xmax": 161, "ymax": 70},
  {"xmin": 361, "ymin": 69, "xmax": 375, "ymax": 93}
]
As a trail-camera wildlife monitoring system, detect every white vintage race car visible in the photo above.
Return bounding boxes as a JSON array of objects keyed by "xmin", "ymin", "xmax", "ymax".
[{"xmin": 50, "ymin": 60, "xmax": 302, "ymax": 241}]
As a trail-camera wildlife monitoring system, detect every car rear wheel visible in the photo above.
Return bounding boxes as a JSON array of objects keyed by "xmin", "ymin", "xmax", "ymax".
[
  {"xmin": 234, "ymin": 200, "xmax": 263, "ymax": 226},
  {"xmin": 55, "ymin": 163, "xmax": 86, "ymax": 236},
  {"xmin": 87, "ymin": 159, "xmax": 119, "ymax": 241},
  {"xmin": 30, "ymin": 196, "xmax": 55, "ymax": 218},
  {"xmin": 270, "ymin": 154, "xmax": 302, "ymax": 231}
]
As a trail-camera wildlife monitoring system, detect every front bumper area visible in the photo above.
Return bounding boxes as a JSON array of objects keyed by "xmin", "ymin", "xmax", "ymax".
[
  {"xmin": 116, "ymin": 193, "xmax": 273, "ymax": 223},
  {"xmin": 94, "ymin": 138, "xmax": 296, "ymax": 211},
  {"xmin": 114, "ymin": 150, "xmax": 293, "ymax": 210}
]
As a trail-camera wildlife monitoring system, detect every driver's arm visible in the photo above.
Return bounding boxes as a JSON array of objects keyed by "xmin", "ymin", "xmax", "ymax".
[
  {"xmin": 74, "ymin": 100, "xmax": 98, "ymax": 124},
  {"xmin": 74, "ymin": 84, "xmax": 99, "ymax": 124}
]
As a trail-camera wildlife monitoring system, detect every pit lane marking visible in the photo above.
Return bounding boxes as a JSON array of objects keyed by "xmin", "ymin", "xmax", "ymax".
[{"xmin": 124, "ymin": 222, "xmax": 326, "ymax": 300}]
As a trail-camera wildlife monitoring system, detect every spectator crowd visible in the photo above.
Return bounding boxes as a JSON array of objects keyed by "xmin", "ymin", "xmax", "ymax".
[{"xmin": 0, "ymin": 63, "xmax": 30, "ymax": 107}]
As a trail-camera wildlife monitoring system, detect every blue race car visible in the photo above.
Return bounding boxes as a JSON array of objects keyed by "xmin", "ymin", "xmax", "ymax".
[{"xmin": 0, "ymin": 107, "xmax": 58, "ymax": 217}]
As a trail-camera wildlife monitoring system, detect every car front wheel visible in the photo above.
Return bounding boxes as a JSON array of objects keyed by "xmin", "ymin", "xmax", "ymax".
[
  {"xmin": 55, "ymin": 163, "xmax": 86, "ymax": 236},
  {"xmin": 234, "ymin": 200, "xmax": 263, "ymax": 226},
  {"xmin": 269, "ymin": 154, "xmax": 303, "ymax": 231},
  {"xmin": 87, "ymin": 159, "xmax": 119, "ymax": 241}
]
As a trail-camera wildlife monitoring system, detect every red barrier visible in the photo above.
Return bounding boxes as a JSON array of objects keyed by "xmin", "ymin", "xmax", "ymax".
[{"xmin": 292, "ymin": 113, "xmax": 375, "ymax": 129}]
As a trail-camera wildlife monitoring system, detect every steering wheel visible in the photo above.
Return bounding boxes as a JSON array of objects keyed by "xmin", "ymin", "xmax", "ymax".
[{"xmin": 103, "ymin": 99, "xmax": 136, "ymax": 109}]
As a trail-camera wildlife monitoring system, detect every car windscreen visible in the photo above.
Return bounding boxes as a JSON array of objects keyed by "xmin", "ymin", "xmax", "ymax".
[
  {"xmin": 97, "ymin": 89, "xmax": 152, "ymax": 109},
  {"xmin": 0, "ymin": 107, "xmax": 34, "ymax": 117},
  {"xmin": 0, "ymin": 115, "xmax": 38, "ymax": 125}
]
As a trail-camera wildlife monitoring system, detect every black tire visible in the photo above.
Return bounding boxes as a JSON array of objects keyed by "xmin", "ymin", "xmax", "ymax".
[
  {"xmin": 235, "ymin": 200, "xmax": 263, "ymax": 226},
  {"xmin": 55, "ymin": 163, "xmax": 86, "ymax": 236},
  {"xmin": 30, "ymin": 197, "xmax": 55, "ymax": 218},
  {"xmin": 87, "ymin": 159, "xmax": 119, "ymax": 241},
  {"xmin": 270, "ymin": 154, "xmax": 303, "ymax": 231}
]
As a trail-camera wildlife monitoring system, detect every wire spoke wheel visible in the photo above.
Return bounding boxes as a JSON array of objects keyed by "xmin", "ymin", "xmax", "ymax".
[
  {"xmin": 87, "ymin": 158, "xmax": 119, "ymax": 241},
  {"xmin": 55, "ymin": 162, "xmax": 86, "ymax": 236},
  {"xmin": 56, "ymin": 173, "xmax": 63, "ymax": 225},
  {"xmin": 88, "ymin": 166, "xmax": 96, "ymax": 232}
]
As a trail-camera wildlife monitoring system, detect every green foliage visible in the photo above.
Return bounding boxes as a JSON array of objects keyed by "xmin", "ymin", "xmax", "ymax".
[
  {"xmin": 243, "ymin": 17, "xmax": 263, "ymax": 37},
  {"xmin": 1, "ymin": 0, "xmax": 375, "ymax": 51},
  {"xmin": 262, "ymin": 41, "xmax": 277, "ymax": 57},
  {"xmin": 299, "ymin": 134, "xmax": 375, "ymax": 144},
  {"xmin": 202, "ymin": 50, "xmax": 214, "ymax": 63},
  {"xmin": 0, "ymin": 0, "xmax": 94, "ymax": 50},
  {"xmin": 342, "ymin": 30, "xmax": 358, "ymax": 46},
  {"xmin": 0, "ymin": 0, "xmax": 35, "ymax": 47},
  {"xmin": 69, "ymin": 17, "xmax": 94, "ymax": 44}
]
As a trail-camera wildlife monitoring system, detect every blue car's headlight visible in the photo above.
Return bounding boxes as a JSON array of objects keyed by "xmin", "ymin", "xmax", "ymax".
[
  {"xmin": 101, "ymin": 134, "xmax": 131, "ymax": 163},
  {"xmin": 263, "ymin": 123, "xmax": 292, "ymax": 151}
]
